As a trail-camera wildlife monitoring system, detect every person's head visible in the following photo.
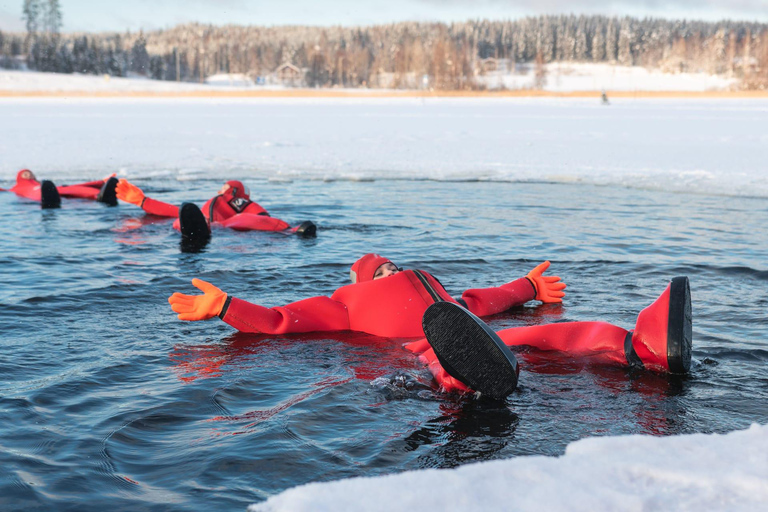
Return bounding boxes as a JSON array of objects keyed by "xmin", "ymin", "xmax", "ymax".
[
  {"xmin": 350, "ymin": 253, "xmax": 401, "ymax": 283},
  {"xmin": 218, "ymin": 180, "xmax": 250, "ymax": 199},
  {"xmin": 17, "ymin": 169, "xmax": 36, "ymax": 183}
]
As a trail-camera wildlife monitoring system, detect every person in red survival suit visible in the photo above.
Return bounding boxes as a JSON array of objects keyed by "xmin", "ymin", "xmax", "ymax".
[
  {"xmin": 115, "ymin": 179, "xmax": 316, "ymax": 241},
  {"xmin": 167, "ymin": 254, "xmax": 692, "ymax": 400},
  {"xmin": 1, "ymin": 169, "xmax": 119, "ymax": 208}
]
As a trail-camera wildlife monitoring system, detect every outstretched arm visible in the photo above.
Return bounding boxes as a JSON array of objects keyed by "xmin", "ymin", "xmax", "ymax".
[
  {"xmin": 461, "ymin": 261, "xmax": 566, "ymax": 317},
  {"xmin": 168, "ymin": 279, "xmax": 350, "ymax": 334},
  {"xmin": 117, "ymin": 179, "xmax": 179, "ymax": 217}
]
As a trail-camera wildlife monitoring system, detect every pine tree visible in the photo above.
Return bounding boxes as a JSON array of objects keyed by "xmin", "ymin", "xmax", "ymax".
[
  {"xmin": 618, "ymin": 18, "xmax": 633, "ymax": 65},
  {"xmin": 22, "ymin": 0, "xmax": 41, "ymax": 36},
  {"xmin": 44, "ymin": 0, "xmax": 62, "ymax": 36},
  {"xmin": 130, "ymin": 34, "xmax": 150, "ymax": 75},
  {"xmin": 592, "ymin": 20, "xmax": 606, "ymax": 62}
]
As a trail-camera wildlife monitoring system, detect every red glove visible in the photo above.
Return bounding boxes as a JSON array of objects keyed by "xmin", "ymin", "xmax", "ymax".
[
  {"xmin": 169, "ymin": 279, "xmax": 228, "ymax": 321},
  {"xmin": 116, "ymin": 179, "xmax": 145, "ymax": 206},
  {"xmin": 526, "ymin": 261, "xmax": 566, "ymax": 303}
]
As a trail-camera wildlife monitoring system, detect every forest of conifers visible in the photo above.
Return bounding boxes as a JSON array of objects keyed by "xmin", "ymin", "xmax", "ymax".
[{"xmin": 2, "ymin": 14, "xmax": 767, "ymax": 89}]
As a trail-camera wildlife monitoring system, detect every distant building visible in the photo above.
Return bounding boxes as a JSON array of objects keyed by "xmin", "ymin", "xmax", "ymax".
[
  {"xmin": 479, "ymin": 58, "xmax": 499, "ymax": 74},
  {"xmin": 275, "ymin": 63, "xmax": 303, "ymax": 86}
]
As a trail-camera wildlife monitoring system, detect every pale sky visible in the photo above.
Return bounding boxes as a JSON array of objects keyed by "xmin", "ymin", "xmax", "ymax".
[{"xmin": 1, "ymin": 0, "xmax": 767, "ymax": 33}]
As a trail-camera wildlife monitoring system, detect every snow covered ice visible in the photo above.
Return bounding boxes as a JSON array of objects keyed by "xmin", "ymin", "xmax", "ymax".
[{"xmin": 250, "ymin": 424, "xmax": 768, "ymax": 512}]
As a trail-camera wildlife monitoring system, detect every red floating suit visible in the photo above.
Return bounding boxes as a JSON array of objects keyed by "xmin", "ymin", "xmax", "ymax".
[
  {"xmin": 136, "ymin": 181, "xmax": 293, "ymax": 233},
  {"xmin": 7, "ymin": 169, "xmax": 108, "ymax": 201},
  {"xmin": 220, "ymin": 269, "xmax": 536, "ymax": 338},
  {"xmin": 171, "ymin": 254, "xmax": 690, "ymax": 396}
]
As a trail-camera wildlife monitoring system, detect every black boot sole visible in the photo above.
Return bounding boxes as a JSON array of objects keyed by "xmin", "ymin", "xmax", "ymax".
[
  {"xmin": 422, "ymin": 301, "xmax": 519, "ymax": 400},
  {"xmin": 179, "ymin": 202, "xmax": 210, "ymax": 251},
  {"xmin": 295, "ymin": 220, "xmax": 317, "ymax": 238},
  {"xmin": 97, "ymin": 176, "xmax": 118, "ymax": 206},
  {"xmin": 667, "ymin": 276, "xmax": 692, "ymax": 373},
  {"xmin": 40, "ymin": 180, "xmax": 61, "ymax": 209}
]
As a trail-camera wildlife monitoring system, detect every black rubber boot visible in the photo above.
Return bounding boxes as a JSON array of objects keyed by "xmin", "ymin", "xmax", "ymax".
[
  {"xmin": 630, "ymin": 276, "xmax": 692, "ymax": 374},
  {"xmin": 422, "ymin": 301, "xmax": 519, "ymax": 400},
  {"xmin": 96, "ymin": 176, "xmax": 119, "ymax": 206},
  {"xmin": 179, "ymin": 202, "xmax": 210, "ymax": 252},
  {"xmin": 295, "ymin": 220, "xmax": 317, "ymax": 238},
  {"xmin": 40, "ymin": 180, "xmax": 61, "ymax": 209}
]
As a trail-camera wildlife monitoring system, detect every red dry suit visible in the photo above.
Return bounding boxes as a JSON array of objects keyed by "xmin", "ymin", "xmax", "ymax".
[
  {"xmin": 217, "ymin": 267, "xmax": 676, "ymax": 394},
  {"xmin": 139, "ymin": 180, "xmax": 292, "ymax": 232},
  {"xmin": 6, "ymin": 169, "xmax": 107, "ymax": 201},
  {"xmin": 218, "ymin": 269, "xmax": 537, "ymax": 338}
]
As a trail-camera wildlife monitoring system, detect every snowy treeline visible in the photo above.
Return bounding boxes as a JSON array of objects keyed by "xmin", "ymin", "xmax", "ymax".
[{"xmin": 2, "ymin": 14, "xmax": 767, "ymax": 89}]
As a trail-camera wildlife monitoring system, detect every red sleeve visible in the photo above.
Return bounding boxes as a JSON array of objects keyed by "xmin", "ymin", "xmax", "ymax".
[
  {"xmin": 219, "ymin": 296, "xmax": 350, "ymax": 334},
  {"xmin": 461, "ymin": 277, "xmax": 536, "ymax": 317},
  {"xmin": 141, "ymin": 197, "xmax": 179, "ymax": 217}
]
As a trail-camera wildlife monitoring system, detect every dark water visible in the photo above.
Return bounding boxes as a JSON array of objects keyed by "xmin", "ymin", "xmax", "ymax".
[{"xmin": 1, "ymin": 177, "xmax": 767, "ymax": 511}]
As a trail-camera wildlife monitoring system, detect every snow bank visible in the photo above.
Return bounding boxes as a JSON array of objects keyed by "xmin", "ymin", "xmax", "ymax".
[
  {"xmin": 0, "ymin": 69, "xmax": 222, "ymax": 92},
  {"xmin": 0, "ymin": 64, "xmax": 740, "ymax": 94},
  {"xmin": 478, "ymin": 62, "xmax": 739, "ymax": 92},
  {"xmin": 249, "ymin": 424, "xmax": 768, "ymax": 512},
  {"xmin": 205, "ymin": 73, "xmax": 255, "ymax": 87}
]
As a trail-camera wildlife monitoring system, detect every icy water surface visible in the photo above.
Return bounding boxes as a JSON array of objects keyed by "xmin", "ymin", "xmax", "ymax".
[{"xmin": 1, "ymin": 176, "xmax": 767, "ymax": 511}]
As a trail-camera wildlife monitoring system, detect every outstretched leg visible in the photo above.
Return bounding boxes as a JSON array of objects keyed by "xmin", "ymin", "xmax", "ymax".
[{"xmin": 412, "ymin": 277, "xmax": 692, "ymax": 396}]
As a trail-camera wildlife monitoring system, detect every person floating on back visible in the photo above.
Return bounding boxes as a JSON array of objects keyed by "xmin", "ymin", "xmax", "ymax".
[
  {"xmin": 2, "ymin": 169, "xmax": 118, "ymax": 209},
  {"xmin": 115, "ymin": 179, "xmax": 316, "ymax": 249},
  {"xmin": 167, "ymin": 254, "xmax": 692, "ymax": 400}
]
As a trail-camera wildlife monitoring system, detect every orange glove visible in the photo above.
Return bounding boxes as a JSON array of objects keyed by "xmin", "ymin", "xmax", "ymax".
[
  {"xmin": 168, "ymin": 279, "xmax": 228, "ymax": 321},
  {"xmin": 526, "ymin": 261, "xmax": 566, "ymax": 303},
  {"xmin": 116, "ymin": 179, "xmax": 145, "ymax": 206}
]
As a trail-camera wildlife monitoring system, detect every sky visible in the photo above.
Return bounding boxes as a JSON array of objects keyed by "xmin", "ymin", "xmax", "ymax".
[{"xmin": 1, "ymin": 0, "xmax": 767, "ymax": 33}]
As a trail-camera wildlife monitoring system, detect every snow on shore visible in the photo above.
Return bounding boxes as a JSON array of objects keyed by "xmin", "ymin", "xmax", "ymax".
[
  {"xmin": 0, "ymin": 63, "xmax": 739, "ymax": 94},
  {"xmin": 249, "ymin": 424, "xmax": 768, "ymax": 512},
  {"xmin": 478, "ymin": 62, "xmax": 738, "ymax": 92}
]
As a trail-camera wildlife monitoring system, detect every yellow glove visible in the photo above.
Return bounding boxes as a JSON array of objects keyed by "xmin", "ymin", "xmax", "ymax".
[
  {"xmin": 116, "ymin": 179, "xmax": 145, "ymax": 206},
  {"xmin": 168, "ymin": 279, "xmax": 228, "ymax": 321},
  {"xmin": 526, "ymin": 261, "xmax": 566, "ymax": 303}
]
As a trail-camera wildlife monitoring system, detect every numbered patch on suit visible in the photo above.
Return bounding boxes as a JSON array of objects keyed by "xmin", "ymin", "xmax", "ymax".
[{"xmin": 229, "ymin": 197, "xmax": 252, "ymax": 213}]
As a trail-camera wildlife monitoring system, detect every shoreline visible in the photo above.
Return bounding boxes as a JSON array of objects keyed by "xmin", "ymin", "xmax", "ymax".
[{"xmin": 2, "ymin": 89, "xmax": 768, "ymax": 99}]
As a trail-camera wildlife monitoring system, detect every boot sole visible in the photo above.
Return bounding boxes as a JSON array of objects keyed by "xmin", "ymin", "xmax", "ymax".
[
  {"xmin": 667, "ymin": 276, "xmax": 692, "ymax": 373},
  {"xmin": 40, "ymin": 180, "xmax": 61, "ymax": 209},
  {"xmin": 97, "ymin": 176, "xmax": 119, "ymax": 206},
  {"xmin": 179, "ymin": 202, "xmax": 211, "ymax": 246},
  {"xmin": 422, "ymin": 301, "xmax": 518, "ymax": 400},
  {"xmin": 295, "ymin": 220, "xmax": 317, "ymax": 238}
]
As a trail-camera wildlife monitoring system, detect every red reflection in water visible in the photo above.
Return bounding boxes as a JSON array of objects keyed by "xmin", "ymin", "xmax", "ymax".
[
  {"xmin": 169, "ymin": 330, "xmax": 421, "ymax": 384},
  {"xmin": 112, "ymin": 215, "xmax": 174, "ymax": 245}
]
